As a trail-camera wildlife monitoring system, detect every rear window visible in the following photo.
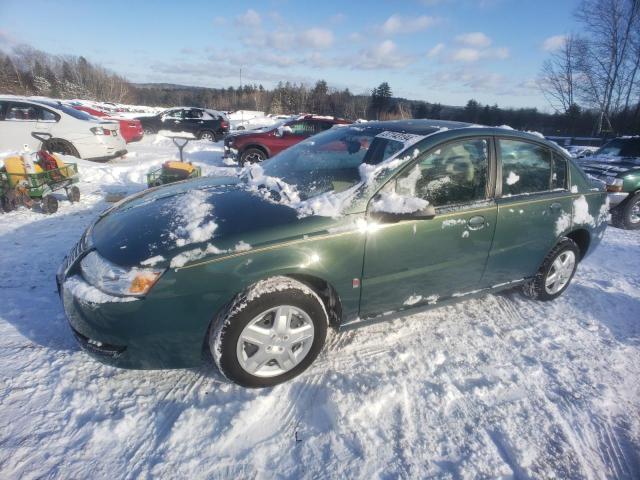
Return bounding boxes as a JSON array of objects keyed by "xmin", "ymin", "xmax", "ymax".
[
  {"xmin": 597, "ymin": 138, "xmax": 640, "ymax": 157},
  {"xmin": 39, "ymin": 101, "xmax": 95, "ymax": 121}
]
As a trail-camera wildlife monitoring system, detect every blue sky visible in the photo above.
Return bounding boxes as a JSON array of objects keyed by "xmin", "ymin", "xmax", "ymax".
[{"xmin": 0, "ymin": 0, "xmax": 581, "ymax": 110}]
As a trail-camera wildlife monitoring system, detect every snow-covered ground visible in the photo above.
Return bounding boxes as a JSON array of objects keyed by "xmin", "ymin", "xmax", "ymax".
[{"xmin": 0, "ymin": 136, "xmax": 639, "ymax": 479}]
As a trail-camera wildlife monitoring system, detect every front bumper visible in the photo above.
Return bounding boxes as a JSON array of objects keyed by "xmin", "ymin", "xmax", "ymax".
[
  {"xmin": 608, "ymin": 192, "xmax": 629, "ymax": 208},
  {"xmin": 56, "ymin": 240, "xmax": 223, "ymax": 369}
]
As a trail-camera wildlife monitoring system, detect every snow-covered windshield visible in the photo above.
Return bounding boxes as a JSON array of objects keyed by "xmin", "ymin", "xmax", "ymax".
[
  {"xmin": 255, "ymin": 126, "xmax": 405, "ymax": 200},
  {"xmin": 596, "ymin": 138, "xmax": 640, "ymax": 159}
]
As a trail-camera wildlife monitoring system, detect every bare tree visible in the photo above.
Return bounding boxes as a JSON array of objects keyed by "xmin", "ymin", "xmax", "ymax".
[
  {"xmin": 539, "ymin": 34, "xmax": 581, "ymax": 113},
  {"xmin": 574, "ymin": 0, "xmax": 640, "ymax": 132}
]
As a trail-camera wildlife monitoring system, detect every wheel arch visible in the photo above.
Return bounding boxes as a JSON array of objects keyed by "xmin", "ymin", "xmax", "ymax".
[
  {"xmin": 241, "ymin": 144, "xmax": 270, "ymax": 158},
  {"xmin": 565, "ymin": 228, "xmax": 591, "ymax": 260}
]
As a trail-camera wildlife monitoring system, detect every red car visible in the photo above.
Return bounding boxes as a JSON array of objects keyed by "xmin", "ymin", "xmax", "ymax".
[
  {"xmin": 73, "ymin": 106, "xmax": 144, "ymax": 143},
  {"xmin": 223, "ymin": 115, "xmax": 351, "ymax": 164}
]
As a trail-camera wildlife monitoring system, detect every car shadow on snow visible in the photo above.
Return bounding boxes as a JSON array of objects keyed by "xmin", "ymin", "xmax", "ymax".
[{"xmin": 0, "ymin": 202, "xmax": 101, "ymax": 352}]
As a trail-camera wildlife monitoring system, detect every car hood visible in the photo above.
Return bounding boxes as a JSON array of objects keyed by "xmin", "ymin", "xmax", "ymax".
[
  {"xmin": 91, "ymin": 176, "xmax": 302, "ymax": 267},
  {"xmin": 578, "ymin": 155, "xmax": 640, "ymax": 177}
]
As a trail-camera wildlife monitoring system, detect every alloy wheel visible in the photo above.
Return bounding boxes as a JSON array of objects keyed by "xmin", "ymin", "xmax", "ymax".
[
  {"xmin": 236, "ymin": 305, "xmax": 315, "ymax": 378},
  {"xmin": 544, "ymin": 250, "xmax": 576, "ymax": 295}
]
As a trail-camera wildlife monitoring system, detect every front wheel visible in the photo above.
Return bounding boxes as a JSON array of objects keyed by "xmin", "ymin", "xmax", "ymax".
[
  {"xmin": 239, "ymin": 148, "xmax": 267, "ymax": 165},
  {"xmin": 210, "ymin": 276, "xmax": 328, "ymax": 388},
  {"xmin": 611, "ymin": 192, "xmax": 640, "ymax": 230},
  {"xmin": 522, "ymin": 238, "xmax": 579, "ymax": 301}
]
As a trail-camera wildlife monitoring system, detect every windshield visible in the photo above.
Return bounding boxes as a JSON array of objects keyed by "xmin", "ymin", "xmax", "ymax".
[
  {"xmin": 256, "ymin": 126, "xmax": 405, "ymax": 200},
  {"xmin": 597, "ymin": 138, "xmax": 640, "ymax": 158}
]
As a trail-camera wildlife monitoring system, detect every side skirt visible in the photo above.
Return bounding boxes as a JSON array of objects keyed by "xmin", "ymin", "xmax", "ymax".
[{"xmin": 339, "ymin": 278, "xmax": 528, "ymax": 331}]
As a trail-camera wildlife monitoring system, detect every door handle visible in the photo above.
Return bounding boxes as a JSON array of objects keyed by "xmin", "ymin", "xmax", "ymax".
[
  {"xmin": 549, "ymin": 202, "xmax": 562, "ymax": 211},
  {"xmin": 467, "ymin": 215, "xmax": 485, "ymax": 230}
]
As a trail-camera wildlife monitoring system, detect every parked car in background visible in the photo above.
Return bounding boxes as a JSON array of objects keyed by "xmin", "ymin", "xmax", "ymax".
[
  {"xmin": 223, "ymin": 114, "xmax": 352, "ymax": 164},
  {"xmin": 57, "ymin": 120, "xmax": 607, "ymax": 387},
  {"xmin": 577, "ymin": 136, "xmax": 640, "ymax": 229},
  {"xmin": 0, "ymin": 96, "xmax": 127, "ymax": 161},
  {"xmin": 565, "ymin": 145, "xmax": 599, "ymax": 159},
  {"xmin": 73, "ymin": 105, "xmax": 143, "ymax": 143},
  {"xmin": 135, "ymin": 107, "xmax": 229, "ymax": 141}
]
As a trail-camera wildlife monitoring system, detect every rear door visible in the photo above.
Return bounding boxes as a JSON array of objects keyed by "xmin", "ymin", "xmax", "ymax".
[
  {"xmin": 481, "ymin": 137, "xmax": 573, "ymax": 286},
  {"xmin": 359, "ymin": 136, "xmax": 497, "ymax": 317},
  {"xmin": 0, "ymin": 102, "xmax": 49, "ymax": 151},
  {"xmin": 182, "ymin": 108, "xmax": 206, "ymax": 135}
]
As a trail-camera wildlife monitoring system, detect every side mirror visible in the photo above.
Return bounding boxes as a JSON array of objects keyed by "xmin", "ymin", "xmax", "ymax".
[{"xmin": 368, "ymin": 194, "xmax": 436, "ymax": 223}]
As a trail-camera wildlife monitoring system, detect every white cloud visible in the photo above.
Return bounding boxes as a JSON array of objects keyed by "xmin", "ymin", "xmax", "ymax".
[
  {"xmin": 456, "ymin": 32, "xmax": 492, "ymax": 48},
  {"xmin": 542, "ymin": 34, "xmax": 567, "ymax": 51},
  {"xmin": 235, "ymin": 9, "xmax": 261, "ymax": 28},
  {"xmin": 380, "ymin": 14, "xmax": 437, "ymax": 35},
  {"xmin": 450, "ymin": 45, "xmax": 509, "ymax": 62},
  {"xmin": 355, "ymin": 40, "xmax": 414, "ymax": 69},
  {"xmin": 427, "ymin": 43, "xmax": 446, "ymax": 58},
  {"xmin": 299, "ymin": 28, "xmax": 334, "ymax": 49},
  {"xmin": 452, "ymin": 48, "xmax": 481, "ymax": 62}
]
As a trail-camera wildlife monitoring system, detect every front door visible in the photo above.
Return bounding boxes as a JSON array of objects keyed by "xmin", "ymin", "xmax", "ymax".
[
  {"xmin": 359, "ymin": 137, "xmax": 497, "ymax": 318},
  {"xmin": 481, "ymin": 138, "xmax": 574, "ymax": 286}
]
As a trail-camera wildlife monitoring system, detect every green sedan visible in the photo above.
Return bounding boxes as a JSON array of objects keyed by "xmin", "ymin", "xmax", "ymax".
[{"xmin": 57, "ymin": 120, "xmax": 608, "ymax": 387}]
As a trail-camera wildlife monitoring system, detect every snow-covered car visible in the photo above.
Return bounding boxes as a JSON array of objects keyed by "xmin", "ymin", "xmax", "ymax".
[
  {"xmin": 0, "ymin": 96, "xmax": 127, "ymax": 161},
  {"xmin": 57, "ymin": 120, "xmax": 607, "ymax": 388},
  {"xmin": 576, "ymin": 136, "xmax": 640, "ymax": 229},
  {"xmin": 565, "ymin": 145, "xmax": 599, "ymax": 159}
]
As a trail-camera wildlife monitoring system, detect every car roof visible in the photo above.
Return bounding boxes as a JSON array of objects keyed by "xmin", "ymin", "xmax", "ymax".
[{"xmin": 358, "ymin": 119, "xmax": 473, "ymax": 135}]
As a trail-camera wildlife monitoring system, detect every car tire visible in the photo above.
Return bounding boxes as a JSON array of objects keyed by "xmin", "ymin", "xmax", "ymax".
[
  {"xmin": 522, "ymin": 237, "xmax": 580, "ymax": 301},
  {"xmin": 198, "ymin": 130, "xmax": 216, "ymax": 142},
  {"xmin": 67, "ymin": 186, "xmax": 81, "ymax": 203},
  {"xmin": 210, "ymin": 276, "xmax": 328, "ymax": 388},
  {"xmin": 44, "ymin": 139, "xmax": 80, "ymax": 158},
  {"xmin": 239, "ymin": 148, "xmax": 267, "ymax": 165},
  {"xmin": 143, "ymin": 127, "xmax": 156, "ymax": 135},
  {"xmin": 41, "ymin": 195, "xmax": 59, "ymax": 214},
  {"xmin": 611, "ymin": 192, "xmax": 640, "ymax": 230}
]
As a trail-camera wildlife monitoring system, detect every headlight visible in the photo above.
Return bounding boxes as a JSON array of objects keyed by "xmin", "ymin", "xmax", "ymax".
[
  {"xmin": 605, "ymin": 177, "xmax": 624, "ymax": 192},
  {"xmin": 80, "ymin": 251, "xmax": 164, "ymax": 297}
]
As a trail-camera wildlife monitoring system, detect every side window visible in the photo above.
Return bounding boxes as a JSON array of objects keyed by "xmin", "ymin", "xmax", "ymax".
[
  {"xmin": 5, "ymin": 103, "xmax": 39, "ymax": 121},
  {"xmin": 164, "ymin": 109, "xmax": 182, "ymax": 120},
  {"xmin": 552, "ymin": 153, "xmax": 567, "ymax": 190},
  {"xmin": 0, "ymin": 101, "xmax": 7, "ymax": 120},
  {"xmin": 499, "ymin": 139, "xmax": 551, "ymax": 196},
  {"xmin": 39, "ymin": 108, "xmax": 58, "ymax": 122},
  {"xmin": 184, "ymin": 109, "xmax": 202, "ymax": 119},
  {"xmin": 395, "ymin": 138, "xmax": 489, "ymax": 207},
  {"xmin": 288, "ymin": 121, "xmax": 315, "ymax": 136}
]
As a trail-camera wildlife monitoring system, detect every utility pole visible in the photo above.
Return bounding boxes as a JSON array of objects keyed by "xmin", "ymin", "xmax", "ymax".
[{"xmin": 240, "ymin": 67, "xmax": 243, "ymax": 126}]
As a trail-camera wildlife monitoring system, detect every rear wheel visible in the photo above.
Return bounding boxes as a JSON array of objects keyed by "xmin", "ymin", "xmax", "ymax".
[
  {"xmin": 41, "ymin": 195, "xmax": 58, "ymax": 214},
  {"xmin": 143, "ymin": 126, "xmax": 156, "ymax": 135},
  {"xmin": 44, "ymin": 139, "xmax": 79, "ymax": 158},
  {"xmin": 522, "ymin": 238, "xmax": 579, "ymax": 301},
  {"xmin": 611, "ymin": 192, "xmax": 640, "ymax": 230},
  {"xmin": 240, "ymin": 147, "xmax": 267, "ymax": 165},
  {"xmin": 67, "ymin": 186, "xmax": 81, "ymax": 203},
  {"xmin": 1, "ymin": 192, "xmax": 18, "ymax": 212},
  {"xmin": 210, "ymin": 276, "xmax": 327, "ymax": 388}
]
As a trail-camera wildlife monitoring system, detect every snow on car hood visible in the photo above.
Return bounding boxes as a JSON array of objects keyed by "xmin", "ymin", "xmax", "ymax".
[{"xmin": 91, "ymin": 176, "xmax": 299, "ymax": 268}]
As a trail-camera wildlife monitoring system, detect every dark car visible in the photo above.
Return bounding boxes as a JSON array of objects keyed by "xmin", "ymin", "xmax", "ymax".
[
  {"xmin": 136, "ymin": 107, "xmax": 229, "ymax": 141},
  {"xmin": 576, "ymin": 136, "xmax": 640, "ymax": 229},
  {"xmin": 57, "ymin": 120, "xmax": 607, "ymax": 388},
  {"xmin": 223, "ymin": 114, "xmax": 351, "ymax": 165}
]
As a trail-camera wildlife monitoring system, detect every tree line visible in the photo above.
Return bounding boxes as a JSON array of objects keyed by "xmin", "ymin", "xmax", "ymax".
[{"xmin": 1, "ymin": 30, "xmax": 639, "ymax": 136}]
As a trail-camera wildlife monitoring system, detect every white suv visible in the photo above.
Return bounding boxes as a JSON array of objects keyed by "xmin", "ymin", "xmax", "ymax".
[{"xmin": 0, "ymin": 96, "xmax": 127, "ymax": 161}]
